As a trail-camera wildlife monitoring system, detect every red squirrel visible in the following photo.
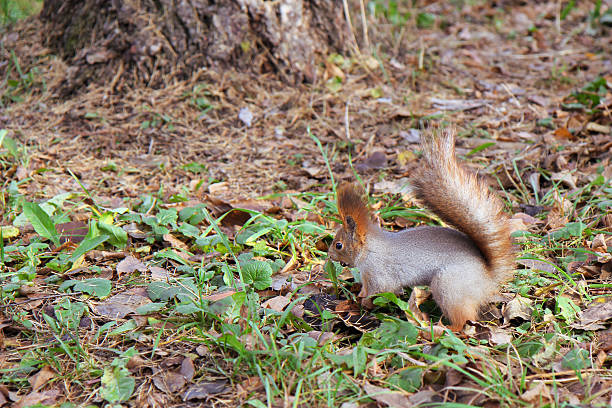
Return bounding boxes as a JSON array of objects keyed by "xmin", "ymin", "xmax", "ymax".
[{"xmin": 328, "ymin": 128, "xmax": 515, "ymax": 331}]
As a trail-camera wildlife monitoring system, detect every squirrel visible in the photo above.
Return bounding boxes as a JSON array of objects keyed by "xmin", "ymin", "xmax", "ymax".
[{"xmin": 328, "ymin": 128, "xmax": 515, "ymax": 331}]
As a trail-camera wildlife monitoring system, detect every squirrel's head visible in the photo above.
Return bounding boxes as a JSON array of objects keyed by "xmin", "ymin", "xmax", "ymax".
[{"xmin": 328, "ymin": 183, "xmax": 370, "ymax": 266}]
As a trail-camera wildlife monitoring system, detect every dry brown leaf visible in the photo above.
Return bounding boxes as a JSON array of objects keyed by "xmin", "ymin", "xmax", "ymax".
[
  {"xmin": 502, "ymin": 295, "xmax": 533, "ymax": 325},
  {"xmin": 116, "ymin": 256, "xmax": 147, "ymax": 274},
  {"xmin": 150, "ymin": 266, "xmax": 173, "ymax": 280},
  {"xmin": 180, "ymin": 357, "xmax": 195, "ymax": 382},
  {"xmin": 596, "ymin": 329, "xmax": 612, "ymax": 352},
  {"xmin": 571, "ymin": 298, "xmax": 612, "ymax": 331},
  {"xmin": 306, "ymin": 330, "xmax": 339, "ymax": 345},
  {"xmin": 204, "ymin": 290, "xmax": 236, "ymax": 302},
  {"xmin": 552, "ymin": 127, "xmax": 573, "ymax": 139},
  {"xmin": 512, "ymin": 212, "xmax": 540, "ymax": 225},
  {"xmin": 163, "ymin": 233, "xmax": 189, "ymax": 251},
  {"xmin": 363, "ymin": 382, "xmax": 411, "ymax": 408},
  {"xmin": 261, "ymin": 295, "xmax": 290, "ymax": 312},
  {"xmin": 94, "ymin": 289, "xmax": 151, "ymax": 319},
  {"xmin": 488, "ymin": 327, "xmax": 512, "ymax": 346},
  {"xmin": 516, "ymin": 258, "xmax": 557, "ymax": 274},
  {"xmin": 55, "ymin": 221, "xmax": 89, "ymax": 244},
  {"xmin": 126, "ymin": 355, "xmax": 146, "ymax": 370},
  {"xmin": 153, "ymin": 371, "xmax": 186, "ymax": 394},
  {"xmin": 15, "ymin": 389, "xmax": 61, "ymax": 408},
  {"xmin": 521, "ymin": 381, "xmax": 552, "ymax": 403},
  {"xmin": 592, "ymin": 234, "xmax": 608, "ymax": 251},
  {"xmin": 183, "ymin": 380, "xmax": 229, "ymax": 401},
  {"xmin": 551, "ymin": 171, "xmax": 577, "ymax": 189},
  {"xmin": 28, "ymin": 365, "xmax": 55, "ymax": 390},
  {"xmin": 354, "ymin": 151, "xmax": 387, "ymax": 171},
  {"xmin": 545, "ymin": 211, "xmax": 569, "ymax": 231},
  {"xmin": 407, "ymin": 287, "xmax": 431, "ymax": 324}
]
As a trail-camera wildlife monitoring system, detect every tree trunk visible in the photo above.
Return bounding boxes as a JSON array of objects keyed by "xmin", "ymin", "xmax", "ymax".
[{"xmin": 40, "ymin": 0, "xmax": 348, "ymax": 94}]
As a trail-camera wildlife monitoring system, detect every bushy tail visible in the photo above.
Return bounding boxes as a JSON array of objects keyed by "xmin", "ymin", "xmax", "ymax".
[{"xmin": 412, "ymin": 128, "xmax": 514, "ymax": 282}]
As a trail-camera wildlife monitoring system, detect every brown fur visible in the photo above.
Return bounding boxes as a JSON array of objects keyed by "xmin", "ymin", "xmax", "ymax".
[
  {"xmin": 336, "ymin": 183, "xmax": 371, "ymax": 245},
  {"xmin": 329, "ymin": 128, "xmax": 515, "ymax": 331},
  {"xmin": 413, "ymin": 128, "xmax": 515, "ymax": 282}
]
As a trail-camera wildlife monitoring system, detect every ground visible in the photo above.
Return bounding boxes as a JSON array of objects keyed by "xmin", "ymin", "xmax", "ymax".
[{"xmin": 1, "ymin": 1, "xmax": 612, "ymax": 407}]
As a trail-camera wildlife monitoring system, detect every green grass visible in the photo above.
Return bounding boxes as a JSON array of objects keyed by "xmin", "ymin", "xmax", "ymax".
[
  {"xmin": 2, "ymin": 124, "xmax": 611, "ymax": 406},
  {"xmin": 0, "ymin": 0, "xmax": 42, "ymax": 26}
]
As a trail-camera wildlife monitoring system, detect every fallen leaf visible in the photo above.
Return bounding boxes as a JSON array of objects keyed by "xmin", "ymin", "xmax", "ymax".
[
  {"xmin": 396, "ymin": 150, "xmax": 418, "ymax": 166},
  {"xmin": 150, "ymin": 266, "xmax": 173, "ymax": 280},
  {"xmin": 571, "ymin": 298, "xmax": 612, "ymax": 331},
  {"xmin": 0, "ymin": 225, "xmax": 19, "ymax": 239},
  {"xmin": 55, "ymin": 221, "xmax": 89, "ymax": 244},
  {"xmin": 502, "ymin": 295, "xmax": 533, "ymax": 325},
  {"xmin": 163, "ymin": 233, "xmax": 189, "ymax": 251},
  {"xmin": 552, "ymin": 127, "xmax": 573, "ymax": 139},
  {"xmin": 195, "ymin": 345, "xmax": 209, "ymax": 356},
  {"xmin": 153, "ymin": 371, "xmax": 186, "ymax": 394},
  {"xmin": 116, "ymin": 256, "xmax": 147, "ymax": 274},
  {"xmin": 180, "ymin": 357, "xmax": 195, "ymax": 382},
  {"xmin": 28, "ymin": 365, "xmax": 55, "ymax": 390},
  {"xmin": 408, "ymin": 390, "xmax": 439, "ymax": 406},
  {"xmin": 373, "ymin": 178, "xmax": 412, "ymax": 195},
  {"xmin": 516, "ymin": 258, "xmax": 557, "ymax": 274},
  {"xmin": 400, "ymin": 129, "xmax": 420, "ymax": 143},
  {"xmin": 124, "ymin": 223, "xmax": 147, "ymax": 239},
  {"xmin": 596, "ymin": 329, "xmax": 612, "ymax": 352},
  {"xmin": 15, "ymin": 389, "xmax": 61, "ymax": 408},
  {"xmin": 262, "ymin": 295, "xmax": 290, "ymax": 312},
  {"xmin": 183, "ymin": 380, "xmax": 229, "ymax": 401},
  {"xmin": 204, "ymin": 290, "xmax": 236, "ymax": 302},
  {"xmin": 521, "ymin": 381, "xmax": 552, "ymax": 403},
  {"xmin": 363, "ymin": 382, "xmax": 411, "ymax": 408},
  {"xmin": 306, "ymin": 331, "xmax": 339, "ymax": 345},
  {"xmin": 528, "ymin": 95, "xmax": 549, "ymax": 106},
  {"xmin": 488, "ymin": 328, "xmax": 512, "ymax": 346},
  {"xmin": 408, "ymin": 287, "xmax": 431, "ymax": 324},
  {"xmin": 354, "ymin": 151, "xmax": 387, "ymax": 171},
  {"xmin": 551, "ymin": 171, "xmax": 577, "ymax": 189},
  {"xmin": 95, "ymin": 290, "xmax": 152, "ymax": 319},
  {"xmin": 512, "ymin": 212, "xmax": 539, "ymax": 225},
  {"xmin": 592, "ymin": 234, "xmax": 608, "ymax": 251}
]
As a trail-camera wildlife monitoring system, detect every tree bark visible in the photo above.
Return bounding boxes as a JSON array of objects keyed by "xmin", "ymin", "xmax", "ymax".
[{"xmin": 39, "ymin": 0, "xmax": 348, "ymax": 94}]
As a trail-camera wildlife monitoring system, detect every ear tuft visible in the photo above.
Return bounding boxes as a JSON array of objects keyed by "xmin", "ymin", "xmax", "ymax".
[
  {"xmin": 345, "ymin": 215, "xmax": 356, "ymax": 232},
  {"xmin": 337, "ymin": 183, "xmax": 370, "ymax": 243}
]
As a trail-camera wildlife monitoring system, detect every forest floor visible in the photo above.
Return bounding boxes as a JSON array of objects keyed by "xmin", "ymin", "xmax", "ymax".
[{"xmin": 1, "ymin": 1, "xmax": 612, "ymax": 407}]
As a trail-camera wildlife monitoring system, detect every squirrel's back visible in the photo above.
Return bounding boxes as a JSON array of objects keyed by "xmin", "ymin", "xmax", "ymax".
[{"xmin": 412, "ymin": 128, "xmax": 514, "ymax": 283}]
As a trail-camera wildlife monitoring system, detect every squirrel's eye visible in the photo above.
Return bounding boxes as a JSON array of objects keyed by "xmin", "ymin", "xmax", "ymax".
[{"xmin": 335, "ymin": 242, "xmax": 343, "ymax": 250}]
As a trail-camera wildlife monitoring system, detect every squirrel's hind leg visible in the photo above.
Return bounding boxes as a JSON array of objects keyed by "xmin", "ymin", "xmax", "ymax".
[{"xmin": 430, "ymin": 267, "xmax": 491, "ymax": 331}]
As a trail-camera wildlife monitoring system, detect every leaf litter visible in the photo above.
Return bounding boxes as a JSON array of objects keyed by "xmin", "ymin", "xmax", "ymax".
[{"xmin": 1, "ymin": 1, "xmax": 612, "ymax": 407}]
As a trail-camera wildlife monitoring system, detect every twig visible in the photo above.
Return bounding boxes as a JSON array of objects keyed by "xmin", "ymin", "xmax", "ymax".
[
  {"xmin": 359, "ymin": 0, "xmax": 370, "ymax": 52},
  {"xmin": 342, "ymin": 0, "xmax": 361, "ymax": 57}
]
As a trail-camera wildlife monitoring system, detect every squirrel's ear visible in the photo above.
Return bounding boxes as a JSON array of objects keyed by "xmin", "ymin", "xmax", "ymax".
[{"xmin": 337, "ymin": 183, "xmax": 370, "ymax": 243}]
